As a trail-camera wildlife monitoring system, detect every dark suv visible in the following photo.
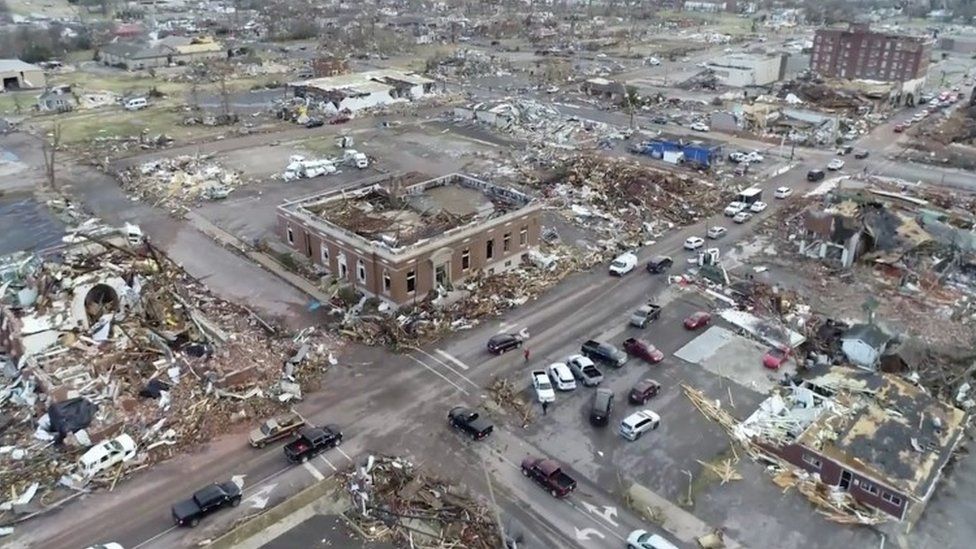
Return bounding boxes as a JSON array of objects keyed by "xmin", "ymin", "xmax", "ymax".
[
  {"xmin": 486, "ymin": 333, "xmax": 522, "ymax": 355},
  {"xmin": 581, "ymin": 340, "xmax": 627, "ymax": 367},
  {"xmin": 807, "ymin": 169, "xmax": 825, "ymax": 182},
  {"xmin": 629, "ymin": 379, "xmax": 661, "ymax": 405},
  {"xmin": 646, "ymin": 256, "xmax": 673, "ymax": 274},
  {"xmin": 590, "ymin": 388, "xmax": 614, "ymax": 426}
]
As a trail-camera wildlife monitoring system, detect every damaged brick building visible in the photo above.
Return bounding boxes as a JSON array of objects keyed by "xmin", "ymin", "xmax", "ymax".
[{"xmin": 276, "ymin": 173, "xmax": 543, "ymax": 306}]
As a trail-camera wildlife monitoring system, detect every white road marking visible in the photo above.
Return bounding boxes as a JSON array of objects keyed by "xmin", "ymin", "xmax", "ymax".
[
  {"xmin": 435, "ymin": 348, "xmax": 470, "ymax": 370},
  {"xmin": 131, "ymin": 526, "xmax": 177, "ymax": 549},
  {"xmin": 245, "ymin": 484, "xmax": 276, "ymax": 509},
  {"xmin": 581, "ymin": 501, "xmax": 619, "ymax": 527},
  {"xmin": 497, "ymin": 322, "xmax": 516, "ymax": 333},
  {"xmin": 302, "ymin": 461, "xmax": 325, "ymax": 481},
  {"xmin": 405, "ymin": 354, "xmax": 469, "ymax": 394},
  {"xmin": 411, "ymin": 348, "xmax": 479, "ymax": 389},
  {"xmin": 335, "ymin": 447, "xmax": 353, "ymax": 462},
  {"xmin": 320, "ymin": 456, "xmax": 338, "ymax": 472},
  {"xmin": 575, "ymin": 527, "xmax": 607, "ymax": 541}
]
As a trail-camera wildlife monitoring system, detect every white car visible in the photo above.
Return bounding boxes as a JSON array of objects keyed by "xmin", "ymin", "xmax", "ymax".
[
  {"xmin": 723, "ymin": 201, "xmax": 747, "ymax": 216},
  {"xmin": 627, "ymin": 530, "xmax": 679, "ymax": 549},
  {"xmin": 744, "ymin": 151, "xmax": 764, "ymax": 163},
  {"xmin": 546, "ymin": 363, "xmax": 577, "ymax": 391},
  {"xmin": 749, "ymin": 201, "xmax": 768, "ymax": 213},
  {"xmin": 773, "ymin": 186, "xmax": 793, "ymax": 199},
  {"xmin": 546, "ymin": 86, "xmax": 559, "ymax": 94},
  {"xmin": 827, "ymin": 159, "xmax": 845, "ymax": 171},
  {"xmin": 619, "ymin": 410, "xmax": 661, "ymax": 441},
  {"xmin": 732, "ymin": 211, "xmax": 753, "ymax": 224},
  {"xmin": 689, "ymin": 122, "xmax": 709, "ymax": 132},
  {"xmin": 609, "ymin": 252, "xmax": 638, "ymax": 276},
  {"xmin": 646, "ymin": 56, "xmax": 661, "ymax": 66},
  {"xmin": 683, "ymin": 236, "xmax": 705, "ymax": 250},
  {"xmin": 531, "ymin": 370, "xmax": 555, "ymax": 403},
  {"xmin": 706, "ymin": 226, "xmax": 727, "ymax": 239}
]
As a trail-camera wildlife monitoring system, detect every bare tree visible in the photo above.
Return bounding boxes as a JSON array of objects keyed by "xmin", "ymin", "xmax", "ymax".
[{"xmin": 42, "ymin": 123, "xmax": 62, "ymax": 191}]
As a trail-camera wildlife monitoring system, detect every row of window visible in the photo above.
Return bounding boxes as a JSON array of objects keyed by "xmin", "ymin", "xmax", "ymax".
[{"xmin": 802, "ymin": 453, "xmax": 903, "ymax": 507}]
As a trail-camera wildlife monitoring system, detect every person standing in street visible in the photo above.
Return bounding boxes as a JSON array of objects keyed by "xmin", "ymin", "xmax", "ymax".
[
  {"xmin": 542, "ymin": 401, "xmax": 549, "ymax": 416},
  {"xmin": 524, "ymin": 348, "xmax": 530, "ymax": 362}
]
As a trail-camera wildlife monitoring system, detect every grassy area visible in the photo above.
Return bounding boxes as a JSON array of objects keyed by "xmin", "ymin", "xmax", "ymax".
[
  {"xmin": 657, "ymin": 9, "xmax": 753, "ymax": 36},
  {"xmin": 0, "ymin": 90, "xmax": 34, "ymax": 115},
  {"xmin": 290, "ymin": 135, "xmax": 341, "ymax": 156},
  {"xmin": 35, "ymin": 107, "xmax": 225, "ymax": 145}
]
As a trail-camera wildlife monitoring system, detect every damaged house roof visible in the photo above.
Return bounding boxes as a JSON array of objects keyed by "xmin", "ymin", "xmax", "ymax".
[
  {"xmin": 799, "ymin": 370, "xmax": 968, "ymax": 502},
  {"xmin": 841, "ymin": 323, "xmax": 892, "ymax": 350}
]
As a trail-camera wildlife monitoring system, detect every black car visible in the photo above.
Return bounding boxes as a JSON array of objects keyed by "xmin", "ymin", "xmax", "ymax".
[
  {"xmin": 581, "ymin": 340, "xmax": 627, "ymax": 367},
  {"xmin": 854, "ymin": 150, "xmax": 870, "ymax": 159},
  {"xmin": 284, "ymin": 425, "xmax": 343, "ymax": 463},
  {"xmin": 807, "ymin": 169, "xmax": 825, "ymax": 182},
  {"xmin": 651, "ymin": 116, "xmax": 668, "ymax": 124},
  {"xmin": 487, "ymin": 333, "xmax": 523, "ymax": 355},
  {"xmin": 590, "ymin": 388, "xmax": 614, "ymax": 426},
  {"xmin": 646, "ymin": 255, "xmax": 673, "ymax": 274},
  {"xmin": 305, "ymin": 119, "xmax": 324, "ymax": 129},
  {"xmin": 172, "ymin": 481, "xmax": 242, "ymax": 527},
  {"xmin": 448, "ymin": 407, "xmax": 494, "ymax": 440}
]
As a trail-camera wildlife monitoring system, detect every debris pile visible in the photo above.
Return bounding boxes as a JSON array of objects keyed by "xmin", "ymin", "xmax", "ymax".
[
  {"xmin": 488, "ymin": 378, "xmax": 533, "ymax": 425},
  {"xmin": 118, "ymin": 155, "xmax": 243, "ymax": 212},
  {"xmin": 343, "ymin": 455, "xmax": 500, "ymax": 549},
  {"xmin": 0, "ymin": 225, "xmax": 333, "ymax": 523}
]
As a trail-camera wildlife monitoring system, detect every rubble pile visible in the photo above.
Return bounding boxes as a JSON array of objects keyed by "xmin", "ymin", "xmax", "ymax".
[
  {"xmin": 454, "ymin": 99, "xmax": 593, "ymax": 147},
  {"xmin": 118, "ymin": 155, "xmax": 243, "ymax": 212},
  {"xmin": 343, "ymin": 455, "xmax": 501, "ymax": 549},
  {"xmin": 539, "ymin": 156, "xmax": 732, "ymax": 238},
  {"xmin": 487, "ymin": 378, "xmax": 533, "ymax": 425},
  {"xmin": 0, "ymin": 226, "xmax": 332, "ymax": 519}
]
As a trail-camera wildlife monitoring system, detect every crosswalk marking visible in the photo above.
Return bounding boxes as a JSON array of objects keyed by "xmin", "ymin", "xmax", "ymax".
[
  {"xmin": 335, "ymin": 447, "xmax": 353, "ymax": 462},
  {"xmin": 302, "ymin": 461, "xmax": 324, "ymax": 480},
  {"xmin": 435, "ymin": 349, "xmax": 470, "ymax": 370},
  {"xmin": 320, "ymin": 456, "xmax": 338, "ymax": 472}
]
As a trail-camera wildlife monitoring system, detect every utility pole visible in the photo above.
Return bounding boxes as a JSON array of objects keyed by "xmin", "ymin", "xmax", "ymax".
[{"xmin": 483, "ymin": 461, "xmax": 508, "ymax": 548}]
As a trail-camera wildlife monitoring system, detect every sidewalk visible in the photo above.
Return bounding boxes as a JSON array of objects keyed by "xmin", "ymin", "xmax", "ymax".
[{"xmin": 627, "ymin": 482, "xmax": 744, "ymax": 548}]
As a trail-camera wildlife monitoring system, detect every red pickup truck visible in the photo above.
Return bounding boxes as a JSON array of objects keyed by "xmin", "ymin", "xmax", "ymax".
[{"xmin": 521, "ymin": 456, "xmax": 577, "ymax": 498}]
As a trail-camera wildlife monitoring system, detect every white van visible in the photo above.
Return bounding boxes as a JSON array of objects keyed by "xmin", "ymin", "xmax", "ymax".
[{"xmin": 124, "ymin": 97, "xmax": 148, "ymax": 111}]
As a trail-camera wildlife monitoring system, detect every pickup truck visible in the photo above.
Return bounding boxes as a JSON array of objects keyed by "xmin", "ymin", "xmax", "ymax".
[
  {"xmin": 284, "ymin": 425, "xmax": 343, "ymax": 463},
  {"xmin": 521, "ymin": 456, "xmax": 577, "ymax": 498},
  {"xmin": 629, "ymin": 303, "xmax": 661, "ymax": 328},
  {"xmin": 171, "ymin": 481, "xmax": 241, "ymax": 527},
  {"xmin": 531, "ymin": 370, "xmax": 556, "ymax": 403},
  {"xmin": 448, "ymin": 407, "xmax": 494, "ymax": 440},
  {"xmin": 566, "ymin": 355, "xmax": 603, "ymax": 386},
  {"xmin": 249, "ymin": 411, "xmax": 306, "ymax": 448}
]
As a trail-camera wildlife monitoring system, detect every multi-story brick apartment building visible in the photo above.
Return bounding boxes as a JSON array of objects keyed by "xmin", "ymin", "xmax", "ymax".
[
  {"xmin": 276, "ymin": 173, "xmax": 543, "ymax": 307},
  {"xmin": 811, "ymin": 24, "xmax": 931, "ymax": 84}
]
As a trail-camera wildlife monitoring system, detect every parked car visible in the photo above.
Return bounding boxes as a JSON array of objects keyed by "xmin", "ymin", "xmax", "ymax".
[
  {"xmin": 305, "ymin": 119, "xmax": 324, "ymax": 129},
  {"xmin": 652, "ymin": 115, "xmax": 668, "ymax": 124},
  {"xmin": 623, "ymin": 338, "xmax": 664, "ymax": 363},
  {"xmin": 806, "ymin": 169, "xmax": 826, "ymax": 182},
  {"xmin": 723, "ymin": 201, "xmax": 747, "ymax": 216},
  {"xmin": 893, "ymin": 124, "xmax": 905, "ymax": 133},
  {"xmin": 626, "ymin": 529, "xmax": 680, "ymax": 549},
  {"xmin": 284, "ymin": 425, "xmax": 343, "ymax": 463},
  {"xmin": 619, "ymin": 410, "xmax": 661, "ymax": 441},
  {"xmin": 706, "ymin": 226, "xmax": 727, "ymax": 240},
  {"xmin": 773, "ymin": 186, "xmax": 793, "ymax": 199},
  {"xmin": 854, "ymin": 150, "xmax": 870, "ymax": 159},
  {"xmin": 683, "ymin": 236, "xmax": 705, "ymax": 250},
  {"xmin": 172, "ymin": 481, "xmax": 242, "ymax": 527},
  {"xmin": 609, "ymin": 251, "xmax": 638, "ymax": 276},
  {"xmin": 683, "ymin": 311, "xmax": 711, "ymax": 330},
  {"xmin": 581, "ymin": 339, "xmax": 627, "ymax": 367},
  {"xmin": 521, "ymin": 456, "xmax": 577, "ymax": 498},
  {"xmin": 827, "ymin": 159, "xmax": 845, "ymax": 171},
  {"xmin": 690, "ymin": 122, "xmax": 709, "ymax": 132},
  {"xmin": 329, "ymin": 116, "xmax": 351, "ymax": 124},
  {"xmin": 728, "ymin": 151, "xmax": 746, "ymax": 163},
  {"xmin": 836, "ymin": 145, "xmax": 853, "ymax": 156},
  {"xmin": 531, "ymin": 370, "xmax": 556, "ymax": 403},
  {"xmin": 744, "ymin": 151, "xmax": 764, "ymax": 163},
  {"xmin": 646, "ymin": 255, "xmax": 673, "ymax": 273},
  {"xmin": 486, "ymin": 333, "xmax": 522, "ymax": 355},
  {"xmin": 732, "ymin": 211, "xmax": 752, "ymax": 224},
  {"xmin": 77, "ymin": 434, "xmax": 137, "ymax": 479},
  {"xmin": 629, "ymin": 303, "xmax": 662, "ymax": 328},
  {"xmin": 629, "ymin": 379, "xmax": 661, "ymax": 405},
  {"xmin": 590, "ymin": 388, "xmax": 615, "ymax": 426},
  {"xmin": 762, "ymin": 347, "xmax": 790, "ymax": 370},
  {"xmin": 749, "ymin": 201, "xmax": 768, "ymax": 213},
  {"xmin": 566, "ymin": 355, "xmax": 603, "ymax": 386},
  {"xmin": 547, "ymin": 362, "xmax": 577, "ymax": 391},
  {"xmin": 448, "ymin": 407, "xmax": 493, "ymax": 440},
  {"xmin": 249, "ymin": 411, "xmax": 306, "ymax": 448}
]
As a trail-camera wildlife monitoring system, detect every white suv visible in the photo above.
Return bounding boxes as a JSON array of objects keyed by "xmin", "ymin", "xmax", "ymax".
[
  {"xmin": 619, "ymin": 410, "xmax": 661, "ymax": 441},
  {"xmin": 546, "ymin": 362, "xmax": 577, "ymax": 391},
  {"xmin": 724, "ymin": 202, "xmax": 746, "ymax": 216}
]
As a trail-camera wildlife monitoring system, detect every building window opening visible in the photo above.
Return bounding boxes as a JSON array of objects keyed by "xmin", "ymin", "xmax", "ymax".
[
  {"xmin": 356, "ymin": 259, "xmax": 366, "ymax": 283},
  {"xmin": 383, "ymin": 271, "xmax": 391, "ymax": 293},
  {"xmin": 287, "ymin": 228, "xmax": 294, "ymax": 245},
  {"xmin": 406, "ymin": 270, "xmax": 416, "ymax": 293},
  {"xmin": 486, "ymin": 239, "xmax": 494, "ymax": 260},
  {"xmin": 503, "ymin": 233, "xmax": 512, "ymax": 252},
  {"xmin": 461, "ymin": 249, "xmax": 470, "ymax": 270},
  {"xmin": 520, "ymin": 227, "xmax": 528, "ymax": 246},
  {"xmin": 338, "ymin": 252, "xmax": 348, "ymax": 279}
]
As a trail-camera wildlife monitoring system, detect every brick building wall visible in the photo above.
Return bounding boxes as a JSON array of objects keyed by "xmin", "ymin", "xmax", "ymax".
[
  {"xmin": 760, "ymin": 441, "xmax": 908, "ymax": 519},
  {"xmin": 811, "ymin": 25, "xmax": 930, "ymax": 83},
  {"xmin": 276, "ymin": 208, "xmax": 542, "ymax": 306}
]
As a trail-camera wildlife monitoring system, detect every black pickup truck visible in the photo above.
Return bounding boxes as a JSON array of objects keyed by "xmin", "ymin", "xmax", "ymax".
[
  {"xmin": 284, "ymin": 425, "xmax": 343, "ymax": 463},
  {"xmin": 171, "ymin": 481, "xmax": 242, "ymax": 527},
  {"xmin": 448, "ymin": 407, "xmax": 494, "ymax": 440}
]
